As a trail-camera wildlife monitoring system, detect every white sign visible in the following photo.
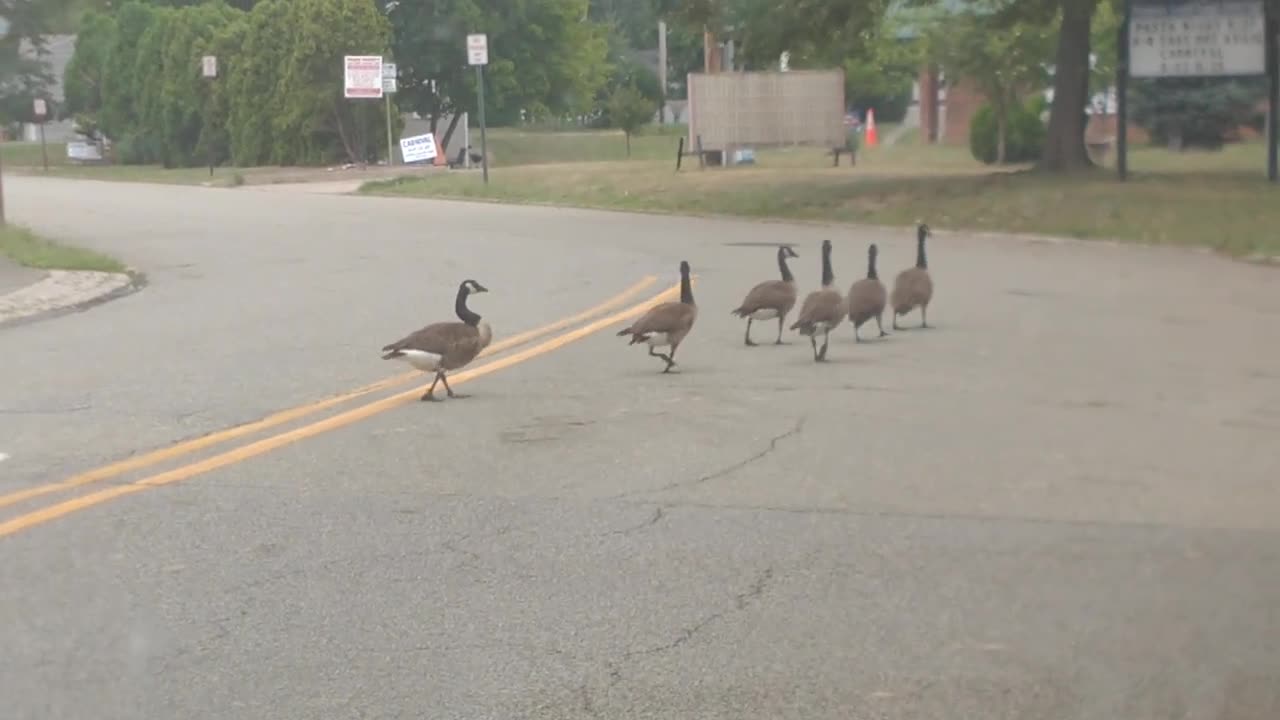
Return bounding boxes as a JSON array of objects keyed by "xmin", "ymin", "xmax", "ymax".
[
  {"xmin": 1129, "ymin": 0, "xmax": 1266, "ymax": 77},
  {"xmin": 33, "ymin": 98, "xmax": 47, "ymax": 118},
  {"xmin": 344, "ymin": 55, "xmax": 384, "ymax": 99},
  {"xmin": 202, "ymin": 55, "xmax": 218, "ymax": 78},
  {"xmin": 399, "ymin": 133, "xmax": 438, "ymax": 164},
  {"xmin": 467, "ymin": 34, "xmax": 488, "ymax": 66},
  {"xmin": 66, "ymin": 141, "xmax": 104, "ymax": 162},
  {"xmin": 382, "ymin": 62, "xmax": 397, "ymax": 93}
]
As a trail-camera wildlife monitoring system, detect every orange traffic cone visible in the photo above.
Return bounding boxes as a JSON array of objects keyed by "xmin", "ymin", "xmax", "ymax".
[{"xmin": 864, "ymin": 108, "xmax": 878, "ymax": 148}]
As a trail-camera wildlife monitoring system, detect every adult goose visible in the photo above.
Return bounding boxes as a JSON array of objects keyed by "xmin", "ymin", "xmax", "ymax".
[
  {"xmin": 617, "ymin": 260, "xmax": 697, "ymax": 373},
  {"xmin": 790, "ymin": 239, "xmax": 846, "ymax": 362},
  {"xmin": 730, "ymin": 244, "xmax": 799, "ymax": 346},
  {"xmin": 380, "ymin": 279, "xmax": 493, "ymax": 401},
  {"xmin": 847, "ymin": 242, "xmax": 889, "ymax": 341},
  {"xmin": 890, "ymin": 222, "xmax": 934, "ymax": 329}
]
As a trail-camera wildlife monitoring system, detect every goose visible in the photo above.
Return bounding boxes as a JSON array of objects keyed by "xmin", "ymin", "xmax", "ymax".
[
  {"xmin": 730, "ymin": 244, "xmax": 799, "ymax": 346},
  {"xmin": 890, "ymin": 222, "xmax": 934, "ymax": 329},
  {"xmin": 380, "ymin": 279, "xmax": 493, "ymax": 401},
  {"xmin": 790, "ymin": 239, "xmax": 847, "ymax": 362},
  {"xmin": 616, "ymin": 260, "xmax": 697, "ymax": 373},
  {"xmin": 846, "ymin": 242, "xmax": 889, "ymax": 341}
]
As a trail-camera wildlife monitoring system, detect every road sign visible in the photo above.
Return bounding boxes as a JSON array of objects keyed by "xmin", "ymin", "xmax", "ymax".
[
  {"xmin": 344, "ymin": 55, "xmax": 384, "ymax": 99},
  {"xmin": 202, "ymin": 55, "xmax": 218, "ymax": 79},
  {"xmin": 399, "ymin": 133, "xmax": 439, "ymax": 164},
  {"xmin": 467, "ymin": 34, "xmax": 489, "ymax": 66},
  {"xmin": 1129, "ymin": 0, "xmax": 1266, "ymax": 78},
  {"xmin": 382, "ymin": 62, "xmax": 397, "ymax": 93},
  {"xmin": 33, "ymin": 98, "xmax": 47, "ymax": 118}
]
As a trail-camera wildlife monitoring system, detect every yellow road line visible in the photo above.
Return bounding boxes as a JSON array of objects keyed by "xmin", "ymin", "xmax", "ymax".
[
  {"xmin": 0, "ymin": 276, "xmax": 657, "ymax": 512},
  {"xmin": 0, "ymin": 280, "xmax": 682, "ymax": 539}
]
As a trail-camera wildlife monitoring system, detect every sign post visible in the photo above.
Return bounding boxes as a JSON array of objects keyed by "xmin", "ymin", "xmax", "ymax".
[
  {"xmin": 202, "ymin": 55, "xmax": 217, "ymax": 177},
  {"xmin": 467, "ymin": 33, "xmax": 490, "ymax": 184},
  {"xmin": 382, "ymin": 62, "xmax": 397, "ymax": 166},
  {"xmin": 33, "ymin": 98, "xmax": 48, "ymax": 172},
  {"xmin": 1120, "ymin": 0, "xmax": 1271, "ymax": 180},
  {"xmin": 344, "ymin": 55, "xmax": 384, "ymax": 166}
]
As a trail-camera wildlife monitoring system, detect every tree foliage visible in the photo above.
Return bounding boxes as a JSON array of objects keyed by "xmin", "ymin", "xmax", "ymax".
[
  {"xmin": 926, "ymin": 1, "xmax": 1055, "ymax": 163},
  {"xmin": 1130, "ymin": 77, "xmax": 1267, "ymax": 150},
  {"xmin": 386, "ymin": 0, "xmax": 610, "ymax": 150},
  {"xmin": 605, "ymin": 82, "xmax": 656, "ymax": 155},
  {"xmin": 0, "ymin": 0, "xmax": 72, "ymax": 126},
  {"xmin": 63, "ymin": 0, "xmax": 393, "ymax": 167}
]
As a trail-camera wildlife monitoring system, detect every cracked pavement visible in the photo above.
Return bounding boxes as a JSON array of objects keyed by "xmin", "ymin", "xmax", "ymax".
[{"xmin": 2, "ymin": 176, "xmax": 1279, "ymax": 719}]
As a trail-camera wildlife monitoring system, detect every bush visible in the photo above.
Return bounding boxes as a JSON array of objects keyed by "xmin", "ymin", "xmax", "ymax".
[{"xmin": 969, "ymin": 98, "xmax": 1046, "ymax": 165}]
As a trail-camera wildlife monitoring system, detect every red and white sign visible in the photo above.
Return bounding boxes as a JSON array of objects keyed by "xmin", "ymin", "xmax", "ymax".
[
  {"xmin": 344, "ymin": 55, "xmax": 384, "ymax": 99},
  {"xmin": 467, "ymin": 34, "xmax": 488, "ymax": 66}
]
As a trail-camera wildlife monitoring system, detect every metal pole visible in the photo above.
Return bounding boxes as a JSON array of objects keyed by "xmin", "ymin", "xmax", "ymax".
[
  {"xmin": 0, "ymin": 140, "xmax": 6, "ymax": 225},
  {"xmin": 1267, "ymin": 14, "xmax": 1278, "ymax": 182},
  {"xmin": 39, "ymin": 121, "xmax": 48, "ymax": 172},
  {"xmin": 476, "ymin": 65, "xmax": 489, "ymax": 184},
  {"xmin": 1116, "ymin": 0, "xmax": 1130, "ymax": 181},
  {"xmin": 385, "ymin": 94, "xmax": 395, "ymax": 166}
]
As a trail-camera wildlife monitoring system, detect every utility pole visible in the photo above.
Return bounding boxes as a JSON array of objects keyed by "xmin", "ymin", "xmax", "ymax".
[{"xmin": 657, "ymin": 20, "xmax": 668, "ymax": 125}]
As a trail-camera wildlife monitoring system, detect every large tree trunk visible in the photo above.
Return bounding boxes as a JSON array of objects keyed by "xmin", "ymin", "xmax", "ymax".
[{"xmin": 1039, "ymin": 0, "xmax": 1097, "ymax": 172}]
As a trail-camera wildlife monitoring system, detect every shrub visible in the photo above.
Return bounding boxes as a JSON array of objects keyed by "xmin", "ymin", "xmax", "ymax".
[{"xmin": 969, "ymin": 98, "xmax": 1046, "ymax": 165}]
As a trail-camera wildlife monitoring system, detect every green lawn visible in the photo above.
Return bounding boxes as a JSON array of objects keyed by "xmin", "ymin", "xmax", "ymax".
[
  {"xmin": 0, "ymin": 225, "xmax": 126, "ymax": 273},
  {"xmin": 362, "ymin": 137, "xmax": 1280, "ymax": 259}
]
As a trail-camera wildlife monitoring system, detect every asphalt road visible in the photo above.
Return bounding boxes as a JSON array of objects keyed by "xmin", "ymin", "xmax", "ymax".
[{"xmin": 2, "ymin": 175, "xmax": 1278, "ymax": 720}]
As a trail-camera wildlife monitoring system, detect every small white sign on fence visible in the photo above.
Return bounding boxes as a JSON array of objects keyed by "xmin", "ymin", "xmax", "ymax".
[
  {"xmin": 399, "ymin": 133, "xmax": 439, "ymax": 164},
  {"xmin": 467, "ymin": 34, "xmax": 489, "ymax": 66},
  {"xmin": 202, "ymin": 55, "xmax": 218, "ymax": 78},
  {"xmin": 344, "ymin": 55, "xmax": 384, "ymax": 99}
]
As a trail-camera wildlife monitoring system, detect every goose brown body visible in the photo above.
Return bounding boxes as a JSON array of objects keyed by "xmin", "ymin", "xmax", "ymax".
[
  {"xmin": 847, "ymin": 243, "xmax": 888, "ymax": 341},
  {"xmin": 731, "ymin": 245, "xmax": 799, "ymax": 345},
  {"xmin": 790, "ymin": 239, "xmax": 847, "ymax": 361},
  {"xmin": 891, "ymin": 223, "xmax": 934, "ymax": 329},
  {"xmin": 381, "ymin": 279, "xmax": 493, "ymax": 401},
  {"xmin": 617, "ymin": 260, "xmax": 697, "ymax": 373}
]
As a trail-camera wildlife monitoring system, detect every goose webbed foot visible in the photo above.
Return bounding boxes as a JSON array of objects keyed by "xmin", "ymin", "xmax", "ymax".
[{"xmin": 420, "ymin": 391, "xmax": 442, "ymax": 402}]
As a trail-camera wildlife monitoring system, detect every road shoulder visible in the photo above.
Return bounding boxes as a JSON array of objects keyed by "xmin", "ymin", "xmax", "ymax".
[{"xmin": 0, "ymin": 266, "xmax": 144, "ymax": 329}]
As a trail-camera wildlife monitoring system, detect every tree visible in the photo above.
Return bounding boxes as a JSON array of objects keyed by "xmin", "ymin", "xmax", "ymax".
[
  {"xmin": 605, "ymin": 83, "xmax": 656, "ymax": 155},
  {"xmin": 1130, "ymin": 77, "xmax": 1267, "ymax": 150},
  {"xmin": 0, "ymin": 0, "xmax": 69, "ymax": 126},
  {"xmin": 926, "ymin": 2, "xmax": 1054, "ymax": 163},
  {"xmin": 386, "ymin": 0, "xmax": 610, "ymax": 152}
]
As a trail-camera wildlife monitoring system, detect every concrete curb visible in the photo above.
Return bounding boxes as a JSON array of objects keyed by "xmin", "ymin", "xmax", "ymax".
[{"xmin": 0, "ymin": 268, "xmax": 147, "ymax": 330}]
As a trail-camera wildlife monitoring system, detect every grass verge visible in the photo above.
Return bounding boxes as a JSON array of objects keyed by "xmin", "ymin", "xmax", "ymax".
[
  {"xmin": 0, "ymin": 225, "xmax": 126, "ymax": 273},
  {"xmin": 361, "ymin": 142, "xmax": 1280, "ymax": 259}
]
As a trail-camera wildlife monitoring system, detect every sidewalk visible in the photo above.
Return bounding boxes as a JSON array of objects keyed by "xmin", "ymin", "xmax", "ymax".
[
  {"xmin": 0, "ymin": 256, "xmax": 47, "ymax": 296},
  {"xmin": 0, "ymin": 257, "xmax": 137, "ymax": 327}
]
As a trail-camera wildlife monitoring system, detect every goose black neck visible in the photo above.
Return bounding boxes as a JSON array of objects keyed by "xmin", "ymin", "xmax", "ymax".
[
  {"xmin": 916, "ymin": 234, "xmax": 928, "ymax": 269},
  {"xmin": 867, "ymin": 250, "xmax": 878, "ymax": 280},
  {"xmin": 821, "ymin": 245, "xmax": 834, "ymax": 287},
  {"xmin": 679, "ymin": 267, "xmax": 694, "ymax": 304},
  {"xmin": 777, "ymin": 248, "xmax": 794, "ymax": 283},
  {"xmin": 454, "ymin": 283, "xmax": 481, "ymax": 326}
]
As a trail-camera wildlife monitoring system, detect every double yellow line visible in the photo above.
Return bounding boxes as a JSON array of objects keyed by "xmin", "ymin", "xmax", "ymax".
[{"xmin": 0, "ymin": 275, "xmax": 682, "ymax": 539}]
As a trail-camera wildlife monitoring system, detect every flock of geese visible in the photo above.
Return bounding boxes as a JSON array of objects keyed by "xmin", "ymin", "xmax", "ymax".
[{"xmin": 380, "ymin": 223, "xmax": 934, "ymax": 398}]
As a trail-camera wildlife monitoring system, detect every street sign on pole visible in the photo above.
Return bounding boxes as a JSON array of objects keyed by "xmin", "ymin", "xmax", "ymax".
[
  {"xmin": 467, "ymin": 34, "xmax": 489, "ymax": 66},
  {"xmin": 202, "ymin": 55, "xmax": 218, "ymax": 79},
  {"xmin": 343, "ymin": 55, "xmax": 384, "ymax": 99},
  {"xmin": 468, "ymin": 34, "xmax": 490, "ymax": 183},
  {"xmin": 33, "ymin": 98, "xmax": 47, "ymax": 118},
  {"xmin": 382, "ymin": 62, "xmax": 397, "ymax": 165}
]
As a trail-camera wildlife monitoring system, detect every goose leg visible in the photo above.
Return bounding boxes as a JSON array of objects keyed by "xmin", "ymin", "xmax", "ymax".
[
  {"xmin": 661, "ymin": 343, "xmax": 681, "ymax": 373},
  {"xmin": 876, "ymin": 313, "xmax": 889, "ymax": 337},
  {"xmin": 817, "ymin": 330, "xmax": 831, "ymax": 362},
  {"xmin": 775, "ymin": 317, "xmax": 785, "ymax": 345},
  {"xmin": 892, "ymin": 311, "xmax": 902, "ymax": 331},
  {"xmin": 744, "ymin": 318, "xmax": 756, "ymax": 346},
  {"xmin": 809, "ymin": 334, "xmax": 819, "ymax": 361},
  {"xmin": 921, "ymin": 305, "xmax": 930, "ymax": 329},
  {"xmin": 853, "ymin": 323, "xmax": 862, "ymax": 343},
  {"xmin": 648, "ymin": 346, "xmax": 674, "ymax": 371},
  {"xmin": 420, "ymin": 371, "xmax": 444, "ymax": 402},
  {"xmin": 438, "ymin": 372, "xmax": 468, "ymax": 399}
]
